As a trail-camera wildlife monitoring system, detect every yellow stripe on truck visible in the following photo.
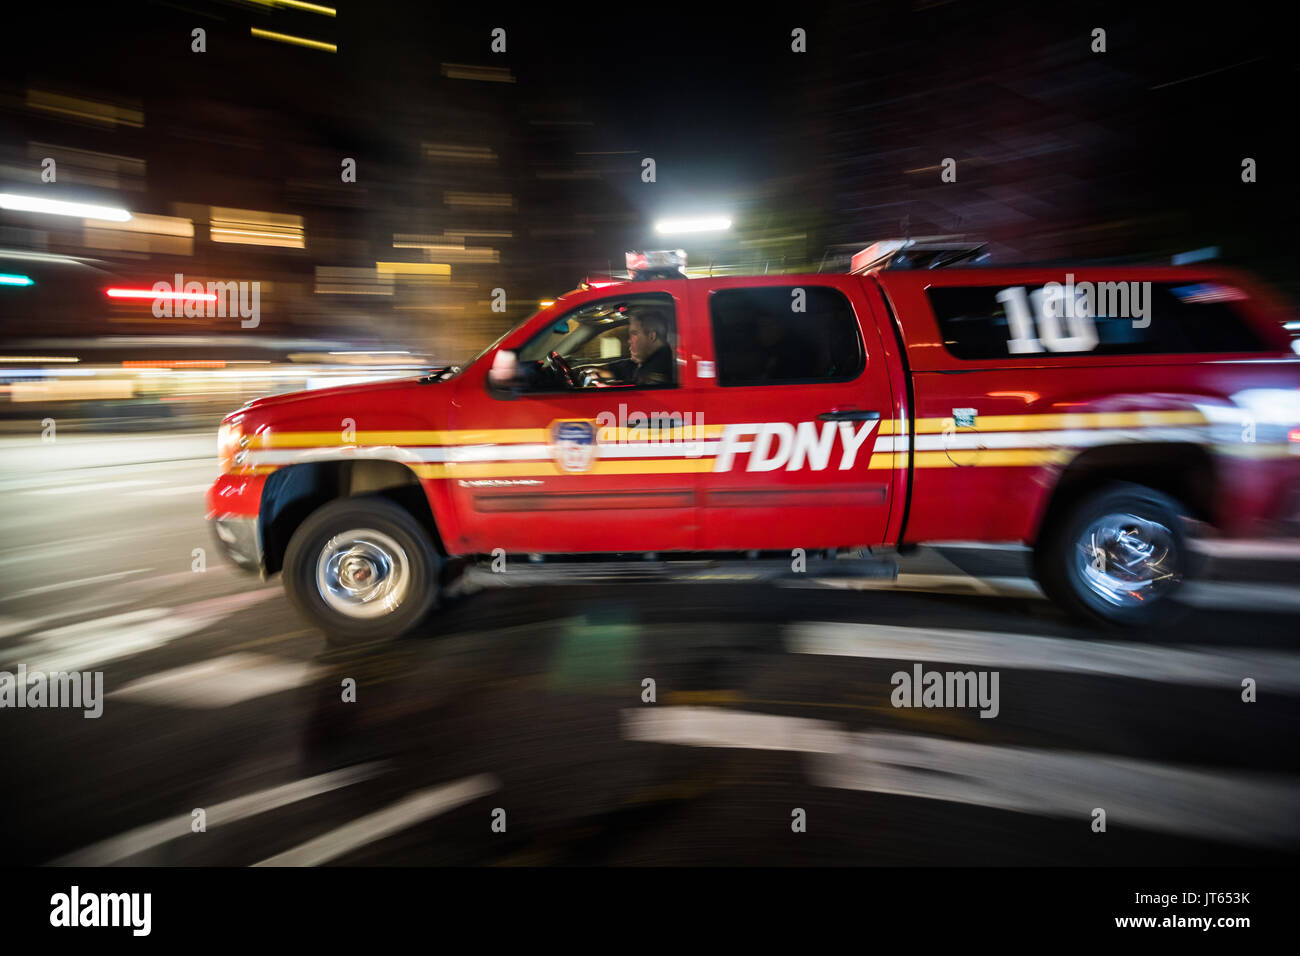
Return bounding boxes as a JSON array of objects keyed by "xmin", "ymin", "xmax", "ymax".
[
  {"xmin": 243, "ymin": 411, "xmax": 1219, "ymax": 476},
  {"xmin": 408, "ymin": 459, "xmax": 719, "ymax": 479},
  {"xmin": 253, "ymin": 426, "xmax": 728, "ymax": 448},
  {"xmin": 866, "ymin": 449, "xmax": 1074, "ymax": 469},
  {"xmin": 253, "ymin": 412, "xmax": 1208, "ymax": 447},
  {"xmin": 911, "ymin": 410, "xmax": 1207, "ymax": 434}
]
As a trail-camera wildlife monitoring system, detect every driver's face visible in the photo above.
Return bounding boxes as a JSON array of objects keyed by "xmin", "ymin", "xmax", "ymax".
[{"xmin": 627, "ymin": 316, "xmax": 655, "ymax": 364}]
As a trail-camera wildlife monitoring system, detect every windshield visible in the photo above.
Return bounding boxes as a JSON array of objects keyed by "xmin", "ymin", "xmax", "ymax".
[
  {"xmin": 433, "ymin": 318, "xmax": 530, "ymax": 380},
  {"xmin": 518, "ymin": 310, "xmax": 629, "ymax": 362},
  {"xmin": 517, "ymin": 294, "xmax": 673, "ymax": 362}
]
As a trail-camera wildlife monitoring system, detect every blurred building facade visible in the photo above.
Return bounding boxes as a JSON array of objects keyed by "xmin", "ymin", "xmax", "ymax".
[{"xmin": 1, "ymin": 0, "xmax": 1294, "ymax": 373}]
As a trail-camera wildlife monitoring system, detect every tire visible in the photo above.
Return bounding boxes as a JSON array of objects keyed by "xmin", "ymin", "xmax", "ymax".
[
  {"xmin": 282, "ymin": 496, "xmax": 441, "ymax": 645},
  {"xmin": 1034, "ymin": 482, "xmax": 1193, "ymax": 628}
]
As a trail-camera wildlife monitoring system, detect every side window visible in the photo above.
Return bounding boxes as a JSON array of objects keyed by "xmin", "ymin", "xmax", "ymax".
[
  {"xmin": 710, "ymin": 286, "xmax": 865, "ymax": 386},
  {"xmin": 513, "ymin": 292, "xmax": 677, "ymax": 391},
  {"xmin": 927, "ymin": 281, "xmax": 1270, "ymax": 359}
]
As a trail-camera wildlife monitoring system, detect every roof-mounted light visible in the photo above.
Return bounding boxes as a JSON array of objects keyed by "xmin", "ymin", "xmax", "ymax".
[
  {"xmin": 626, "ymin": 249, "xmax": 687, "ymax": 280},
  {"xmin": 849, "ymin": 236, "xmax": 988, "ymax": 273}
]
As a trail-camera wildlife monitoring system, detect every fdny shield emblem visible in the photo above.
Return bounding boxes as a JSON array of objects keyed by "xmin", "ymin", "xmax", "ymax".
[{"xmin": 550, "ymin": 419, "xmax": 598, "ymax": 473}]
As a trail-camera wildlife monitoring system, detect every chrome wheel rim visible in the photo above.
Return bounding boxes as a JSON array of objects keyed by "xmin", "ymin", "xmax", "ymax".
[
  {"xmin": 316, "ymin": 529, "xmax": 410, "ymax": 619},
  {"xmin": 1075, "ymin": 511, "xmax": 1180, "ymax": 608}
]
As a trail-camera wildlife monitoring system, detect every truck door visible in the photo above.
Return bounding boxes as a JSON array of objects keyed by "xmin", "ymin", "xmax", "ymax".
[
  {"xmin": 688, "ymin": 276, "xmax": 898, "ymax": 551},
  {"xmin": 447, "ymin": 286, "xmax": 700, "ymax": 555}
]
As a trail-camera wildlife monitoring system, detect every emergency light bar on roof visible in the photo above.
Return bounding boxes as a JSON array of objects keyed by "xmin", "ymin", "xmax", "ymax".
[
  {"xmin": 627, "ymin": 249, "xmax": 687, "ymax": 280},
  {"xmin": 849, "ymin": 236, "xmax": 989, "ymax": 274}
]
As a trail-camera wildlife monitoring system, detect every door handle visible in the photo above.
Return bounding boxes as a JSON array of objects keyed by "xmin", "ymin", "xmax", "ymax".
[{"xmin": 817, "ymin": 409, "xmax": 881, "ymax": 422}]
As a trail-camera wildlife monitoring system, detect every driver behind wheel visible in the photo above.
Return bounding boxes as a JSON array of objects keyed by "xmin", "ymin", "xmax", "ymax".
[{"xmin": 608, "ymin": 307, "xmax": 674, "ymax": 387}]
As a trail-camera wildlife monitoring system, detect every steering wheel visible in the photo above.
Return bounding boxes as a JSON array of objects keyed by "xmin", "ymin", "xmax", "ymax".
[{"xmin": 544, "ymin": 349, "xmax": 578, "ymax": 388}]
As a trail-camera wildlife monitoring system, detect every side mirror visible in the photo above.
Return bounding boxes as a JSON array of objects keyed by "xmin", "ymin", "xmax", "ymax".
[
  {"xmin": 489, "ymin": 348, "xmax": 518, "ymax": 385},
  {"xmin": 488, "ymin": 349, "xmax": 524, "ymax": 398}
]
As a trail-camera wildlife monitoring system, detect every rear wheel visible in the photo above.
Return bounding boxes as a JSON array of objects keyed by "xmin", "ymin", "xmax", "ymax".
[
  {"xmin": 283, "ymin": 496, "xmax": 441, "ymax": 645},
  {"xmin": 1035, "ymin": 482, "xmax": 1192, "ymax": 627}
]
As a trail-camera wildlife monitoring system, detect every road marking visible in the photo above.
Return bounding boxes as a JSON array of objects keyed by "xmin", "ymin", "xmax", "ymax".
[
  {"xmin": 810, "ymin": 731, "xmax": 1300, "ymax": 849},
  {"xmin": 1179, "ymin": 581, "xmax": 1300, "ymax": 613},
  {"xmin": 808, "ymin": 573, "xmax": 1043, "ymax": 598},
  {"xmin": 0, "ymin": 601, "xmax": 135, "ymax": 641},
  {"xmin": 924, "ymin": 542, "xmax": 1029, "ymax": 551},
  {"xmin": 1191, "ymin": 538, "xmax": 1300, "ymax": 559},
  {"xmin": 621, "ymin": 706, "xmax": 845, "ymax": 753},
  {"xmin": 110, "ymin": 653, "xmax": 320, "ymax": 708},
  {"xmin": 0, "ymin": 617, "xmax": 39, "ymax": 640},
  {"xmin": 2, "ymin": 587, "xmax": 280, "ymax": 672},
  {"xmin": 253, "ymin": 774, "xmax": 499, "ymax": 867},
  {"xmin": 24, "ymin": 479, "xmax": 164, "ymax": 495},
  {"xmin": 126, "ymin": 483, "xmax": 213, "ymax": 497},
  {"xmin": 1, "ymin": 568, "xmax": 151, "ymax": 602},
  {"xmin": 49, "ymin": 763, "xmax": 387, "ymax": 866},
  {"xmin": 816, "ymin": 572, "xmax": 1300, "ymax": 612},
  {"xmin": 0, "ymin": 534, "xmax": 161, "ymax": 567},
  {"xmin": 116, "ymin": 564, "xmax": 232, "ymax": 596},
  {"xmin": 921, "ymin": 531, "xmax": 1300, "ymax": 563},
  {"xmin": 0, "ymin": 463, "xmax": 214, "ymax": 496},
  {"xmin": 2, "ymin": 607, "xmax": 171, "ymax": 671},
  {"xmin": 787, "ymin": 621, "xmax": 1300, "ymax": 691},
  {"xmin": 621, "ymin": 707, "xmax": 1300, "ymax": 848}
]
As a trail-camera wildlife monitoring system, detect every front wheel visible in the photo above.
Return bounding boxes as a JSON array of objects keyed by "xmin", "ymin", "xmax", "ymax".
[
  {"xmin": 283, "ymin": 496, "xmax": 441, "ymax": 645},
  {"xmin": 1035, "ymin": 482, "xmax": 1192, "ymax": 627}
]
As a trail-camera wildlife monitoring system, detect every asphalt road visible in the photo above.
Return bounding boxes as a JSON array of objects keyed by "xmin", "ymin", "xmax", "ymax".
[{"xmin": 1, "ymin": 433, "xmax": 1298, "ymax": 866}]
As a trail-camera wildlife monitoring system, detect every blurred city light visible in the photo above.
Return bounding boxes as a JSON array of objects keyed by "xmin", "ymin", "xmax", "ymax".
[
  {"xmin": 209, "ymin": 208, "xmax": 305, "ymax": 248},
  {"xmin": 247, "ymin": 0, "xmax": 337, "ymax": 15},
  {"xmin": 248, "ymin": 28, "xmax": 337, "ymax": 53},
  {"xmin": 106, "ymin": 288, "xmax": 218, "ymax": 302},
  {"xmin": 0, "ymin": 193, "xmax": 130, "ymax": 222},
  {"xmin": 0, "ymin": 0, "xmax": 1297, "ymax": 887},
  {"xmin": 654, "ymin": 217, "xmax": 732, "ymax": 234}
]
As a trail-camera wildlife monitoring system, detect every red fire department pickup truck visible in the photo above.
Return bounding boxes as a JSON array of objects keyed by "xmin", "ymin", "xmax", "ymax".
[{"xmin": 207, "ymin": 243, "xmax": 1300, "ymax": 643}]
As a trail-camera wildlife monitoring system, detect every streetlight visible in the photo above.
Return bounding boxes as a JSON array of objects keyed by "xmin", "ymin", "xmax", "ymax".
[{"xmin": 653, "ymin": 216, "xmax": 732, "ymax": 235}]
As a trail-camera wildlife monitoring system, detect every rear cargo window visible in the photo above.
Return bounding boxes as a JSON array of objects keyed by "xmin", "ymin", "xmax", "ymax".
[
  {"xmin": 710, "ymin": 286, "xmax": 865, "ymax": 386},
  {"xmin": 926, "ymin": 281, "xmax": 1271, "ymax": 359}
]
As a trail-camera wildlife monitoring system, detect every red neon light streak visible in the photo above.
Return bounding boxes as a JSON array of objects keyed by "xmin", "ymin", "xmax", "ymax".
[{"xmin": 106, "ymin": 288, "xmax": 219, "ymax": 302}]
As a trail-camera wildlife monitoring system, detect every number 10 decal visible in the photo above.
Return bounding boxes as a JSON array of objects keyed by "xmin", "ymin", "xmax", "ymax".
[{"xmin": 996, "ymin": 285, "xmax": 1100, "ymax": 353}]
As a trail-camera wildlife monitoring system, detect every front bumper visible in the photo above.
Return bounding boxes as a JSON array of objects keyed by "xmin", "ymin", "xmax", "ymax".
[{"xmin": 211, "ymin": 514, "xmax": 264, "ymax": 575}]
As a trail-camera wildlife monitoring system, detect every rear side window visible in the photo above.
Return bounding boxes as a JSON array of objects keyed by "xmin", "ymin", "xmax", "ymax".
[
  {"xmin": 927, "ymin": 281, "xmax": 1270, "ymax": 359},
  {"xmin": 710, "ymin": 286, "xmax": 865, "ymax": 386}
]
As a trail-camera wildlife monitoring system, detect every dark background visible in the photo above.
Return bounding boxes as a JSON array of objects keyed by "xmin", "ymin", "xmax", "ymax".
[{"xmin": 1, "ymin": 0, "xmax": 1295, "ymax": 358}]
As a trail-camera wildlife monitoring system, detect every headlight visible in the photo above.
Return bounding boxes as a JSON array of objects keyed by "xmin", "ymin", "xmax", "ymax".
[{"xmin": 217, "ymin": 419, "xmax": 245, "ymax": 474}]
